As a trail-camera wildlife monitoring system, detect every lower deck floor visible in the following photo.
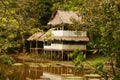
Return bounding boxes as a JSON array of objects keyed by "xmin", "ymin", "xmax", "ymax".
[{"xmin": 29, "ymin": 48, "xmax": 86, "ymax": 61}]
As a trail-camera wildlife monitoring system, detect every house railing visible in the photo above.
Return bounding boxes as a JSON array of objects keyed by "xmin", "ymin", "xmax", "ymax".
[{"xmin": 52, "ymin": 30, "xmax": 87, "ymax": 37}]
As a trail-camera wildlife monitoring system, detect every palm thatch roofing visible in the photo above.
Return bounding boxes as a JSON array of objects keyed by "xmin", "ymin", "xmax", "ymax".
[
  {"xmin": 27, "ymin": 32, "xmax": 44, "ymax": 41},
  {"xmin": 48, "ymin": 10, "xmax": 80, "ymax": 26},
  {"xmin": 42, "ymin": 36, "xmax": 89, "ymax": 42}
]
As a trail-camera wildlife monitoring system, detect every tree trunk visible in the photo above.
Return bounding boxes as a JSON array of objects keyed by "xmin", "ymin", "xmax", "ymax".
[{"xmin": 20, "ymin": 32, "xmax": 26, "ymax": 54}]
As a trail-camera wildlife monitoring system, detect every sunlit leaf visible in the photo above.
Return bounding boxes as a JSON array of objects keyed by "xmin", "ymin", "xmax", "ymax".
[{"xmin": 100, "ymin": 27, "xmax": 105, "ymax": 32}]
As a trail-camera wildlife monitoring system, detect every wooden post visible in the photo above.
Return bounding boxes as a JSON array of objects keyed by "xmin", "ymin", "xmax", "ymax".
[
  {"xmin": 62, "ymin": 50, "xmax": 64, "ymax": 61},
  {"xmin": 51, "ymin": 50, "xmax": 52, "ymax": 61},
  {"xmin": 30, "ymin": 41, "xmax": 32, "ymax": 54},
  {"xmin": 62, "ymin": 24, "xmax": 64, "ymax": 30},
  {"xmin": 43, "ymin": 40, "xmax": 45, "ymax": 61},
  {"xmin": 36, "ymin": 40, "xmax": 38, "ymax": 55},
  {"xmin": 67, "ymin": 51, "xmax": 69, "ymax": 61},
  {"xmin": 67, "ymin": 52, "xmax": 69, "ymax": 74},
  {"xmin": 84, "ymin": 51, "xmax": 86, "ymax": 59},
  {"xmin": 51, "ymin": 41, "xmax": 52, "ymax": 61}
]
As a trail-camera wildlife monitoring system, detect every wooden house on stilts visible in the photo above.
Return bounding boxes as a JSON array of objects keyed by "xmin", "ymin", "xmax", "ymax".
[
  {"xmin": 39, "ymin": 10, "xmax": 89, "ymax": 61},
  {"xmin": 27, "ymin": 10, "xmax": 89, "ymax": 61}
]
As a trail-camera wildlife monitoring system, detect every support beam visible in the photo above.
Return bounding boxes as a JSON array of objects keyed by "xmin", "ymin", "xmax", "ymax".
[
  {"xmin": 36, "ymin": 40, "xmax": 38, "ymax": 55},
  {"xmin": 30, "ymin": 42, "xmax": 32, "ymax": 54},
  {"xmin": 62, "ymin": 51, "xmax": 64, "ymax": 61}
]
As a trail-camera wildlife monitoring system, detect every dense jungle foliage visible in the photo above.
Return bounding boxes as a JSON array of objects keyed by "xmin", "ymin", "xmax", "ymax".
[{"xmin": 0, "ymin": 0, "xmax": 120, "ymax": 79}]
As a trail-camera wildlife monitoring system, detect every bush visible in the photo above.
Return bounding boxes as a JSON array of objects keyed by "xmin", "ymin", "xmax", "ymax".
[{"xmin": 0, "ymin": 54, "xmax": 15, "ymax": 65}]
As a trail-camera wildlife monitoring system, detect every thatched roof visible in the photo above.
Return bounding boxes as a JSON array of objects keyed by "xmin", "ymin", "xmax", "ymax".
[
  {"xmin": 27, "ymin": 32, "xmax": 44, "ymax": 41},
  {"xmin": 38, "ymin": 29, "xmax": 52, "ymax": 41},
  {"xmin": 43, "ymin": 36, "xmax": 89, "ymax": 42},
  {"xmin": 48, "ymin": 10, "xmax": 80, "ymax": 26}
]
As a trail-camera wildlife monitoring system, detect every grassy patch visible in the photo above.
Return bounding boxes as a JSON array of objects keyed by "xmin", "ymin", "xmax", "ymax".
[{"xmin": 84, "ymin": 55, "xmax": 107, "ymax": 66}]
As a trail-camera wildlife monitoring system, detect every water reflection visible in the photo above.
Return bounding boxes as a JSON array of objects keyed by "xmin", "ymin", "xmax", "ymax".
[{"xmin": 0, "ymin": 63, "xmax": 44, "ymax": 80}]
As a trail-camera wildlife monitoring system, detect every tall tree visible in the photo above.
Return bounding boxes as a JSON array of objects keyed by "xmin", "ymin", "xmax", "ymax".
[
  {"xmin": 0, "ymin": 0, "xmax": 53, "ymax": 54},
  {"xmin": 51, "ymin": 0, "xmax": 83, "ymax": 11},
  {"xmin": 72, "ymin": 0, "xmax": 120, "ymax": 79}
]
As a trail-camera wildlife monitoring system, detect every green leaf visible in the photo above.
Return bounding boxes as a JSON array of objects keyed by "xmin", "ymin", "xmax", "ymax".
[
  {"xmin": 100, "ymin": 27, "xmax": 105, "ymax": 32},
  {"xmin": 2, "ymin": 18, "xmax": 7, "ymax": 23},
  {"xmin": 30, "ymin": 28, "xmax": 41, "ymax": 34},
  {"xmin": 8, "ymin": 34, "xmax": 16, "ymax": 39},
  {"xmin": 113, "ymin": 76, "xmax": 120, "ymax": 80}
]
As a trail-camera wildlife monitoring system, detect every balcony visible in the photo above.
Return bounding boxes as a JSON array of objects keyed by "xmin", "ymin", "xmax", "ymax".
[{"xmin": 52, "ymin": 30, "xmax": 87, "ymax": 37}]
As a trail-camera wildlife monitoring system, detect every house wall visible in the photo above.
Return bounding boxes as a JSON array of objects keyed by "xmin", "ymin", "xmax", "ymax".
[
  {"xmin": 44, "ymin": 46, "xmax": 52, "ymax": 49},
  {"xmin": 52, "ymin": 30, "xmax": 87, "ymax": 37},
  {"xmin": 44, "ymin": 43, "xmax": 86, "ymax": 50}
]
